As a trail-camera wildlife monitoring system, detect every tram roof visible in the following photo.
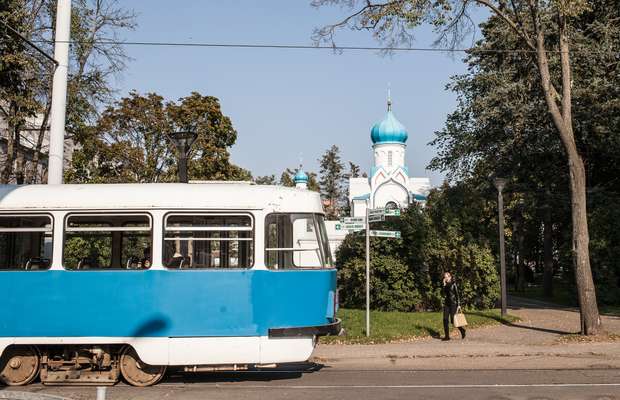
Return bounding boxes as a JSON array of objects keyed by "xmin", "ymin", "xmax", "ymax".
[{"xmin": 0, "ymin": 183, "xmax": 323, "ymax": 213}]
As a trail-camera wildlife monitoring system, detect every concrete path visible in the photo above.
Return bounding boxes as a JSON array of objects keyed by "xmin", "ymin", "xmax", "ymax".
[{"xmin": 313, "ymin": 295, "xmax": 620, "ymax": 370}]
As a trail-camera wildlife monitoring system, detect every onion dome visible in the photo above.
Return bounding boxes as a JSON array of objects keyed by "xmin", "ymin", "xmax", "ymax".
[
  {"xmin": 371, "ymin": 98, "xmax": 408, "ymax": 144},
  {"xmin": 294, "ymin": 168, "xmax": 308, "ymax": 184}
]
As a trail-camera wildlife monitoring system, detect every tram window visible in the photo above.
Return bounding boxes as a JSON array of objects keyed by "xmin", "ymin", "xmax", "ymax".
[
  {"xmin": 163, "ymin": 214, "xmax": 254, "ymax": 269},
  {"xmin": 0, "ymin": 215, "xmax": 52, "ymax": 270},
  {"xmin": 265, "ymin": 213, "xmax": 334, "ymax": 270},
  {"xmin": 63, "ymin": 214, "xmax": 152, "ymax": 270}
]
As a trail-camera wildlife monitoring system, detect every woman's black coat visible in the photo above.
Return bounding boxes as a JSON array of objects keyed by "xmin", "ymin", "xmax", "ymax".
[{"xmin": 443, "ymin": 281, "xmax": 460, "ymax": 313}]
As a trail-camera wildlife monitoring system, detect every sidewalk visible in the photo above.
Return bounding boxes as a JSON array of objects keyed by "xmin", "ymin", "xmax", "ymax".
[{"xmin": 312, "ymin": 296, "xmax": 620, "ymax": 370}]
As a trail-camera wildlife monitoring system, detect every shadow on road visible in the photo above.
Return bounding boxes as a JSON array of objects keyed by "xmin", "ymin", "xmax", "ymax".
[{"xmin": 164, "ymin": 362, "xmax": 325, "ymax": 384}]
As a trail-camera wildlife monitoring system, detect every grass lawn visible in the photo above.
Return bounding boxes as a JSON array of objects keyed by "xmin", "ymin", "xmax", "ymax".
[{"xmin": 320, "ymin": 308, "xmax": 519, "ymax": 344}]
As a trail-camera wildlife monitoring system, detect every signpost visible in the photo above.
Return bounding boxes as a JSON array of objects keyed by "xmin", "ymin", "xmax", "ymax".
[
  {"xmin": 340, "ymin": 217, "xmax": 365, "ymax": 224},
  {"xmin": 370, "ymin": 230, "xmax": 401, "ymax": 238},
  {"xmin": 363, "ymin": 203, "xmax": 402, "ymax": 337},
  {"xmin": 335, "ymin": 222, "xmax": 366, "ymax": 232},
  {"xmin": 384, "ymin": 209, "xmax": 401, "ymax": 217}
]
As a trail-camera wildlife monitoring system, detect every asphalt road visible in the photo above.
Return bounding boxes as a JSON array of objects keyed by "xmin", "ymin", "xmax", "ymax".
[{"xmin": 2, "ymin": 365, "xmax": 619, "ymax": 400}]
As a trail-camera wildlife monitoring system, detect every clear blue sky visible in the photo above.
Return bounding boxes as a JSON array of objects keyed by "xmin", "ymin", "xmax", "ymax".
[{"xmin": 114, "ymin": 1, "xmax": 485, "ymax": 185}]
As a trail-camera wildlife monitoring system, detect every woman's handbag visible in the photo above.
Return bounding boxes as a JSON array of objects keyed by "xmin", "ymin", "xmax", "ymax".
[{"xmin": 454, "ymin": 307, "xmax": 468, "ymax": 328}]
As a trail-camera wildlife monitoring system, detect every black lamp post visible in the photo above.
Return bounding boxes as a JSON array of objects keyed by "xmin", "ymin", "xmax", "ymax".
[
  {"xmin": 493, "ymin": 177, "xmax": 508, "ymax": 317},
  {"xmin": 167, "ymin": 131, "xmax": 197, "ymax": 183}
]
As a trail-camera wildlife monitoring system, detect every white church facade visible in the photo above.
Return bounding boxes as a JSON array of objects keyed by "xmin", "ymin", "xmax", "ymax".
[
  {"xmin": 295, "ymin": 96, "xmax": 431, "ymax": 256},
  {"xmin": 348, "ymin": 97, "xmax": 430, "ymax": 217}
]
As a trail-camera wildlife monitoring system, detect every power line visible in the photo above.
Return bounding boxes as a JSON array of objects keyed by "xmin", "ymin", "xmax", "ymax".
[
  {"xmin": 0, "ymin": 20, "xmax": 58, "ymax": 66},
  {"xmin": 35, "ymin": 39, "xmax": 619, "ymax": 55}
]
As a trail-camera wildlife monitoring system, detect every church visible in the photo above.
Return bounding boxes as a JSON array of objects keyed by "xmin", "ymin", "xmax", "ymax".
[
  {"xmin": 295, "ymin": 95, "xmax": 431, "ymax": 254},
  {"xmin": 346, "ymin": 96, "xmax": 431, "ymax": 216}
]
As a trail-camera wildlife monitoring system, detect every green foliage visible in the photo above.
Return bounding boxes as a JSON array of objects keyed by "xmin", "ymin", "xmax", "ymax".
[
  {"xmin": 254, "ymin": 175, "xmax": 277, "ymax": 185},
  {"xmin": 1, "ymin": 0, "xmax": 136, "ymax": 184},
  {"xmin": 66, "ymin": 91, "xmax": 250, "ymax": 183},
  {"xmin": 336, "ymin": 195, "xmax": 500, "ymax": 312},
  {"xmin": 278, "ymin": 168, "xmax": 320, "ymax": 191},
  {"xmin": 318, "ymin": 145, "xmax": 346, "ymax": 219}
]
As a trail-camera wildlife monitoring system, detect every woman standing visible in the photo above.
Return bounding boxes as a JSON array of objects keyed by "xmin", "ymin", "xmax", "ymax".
[{"xmin": 442, "ymin": 271, "xmax": 466, "ymax": 341}]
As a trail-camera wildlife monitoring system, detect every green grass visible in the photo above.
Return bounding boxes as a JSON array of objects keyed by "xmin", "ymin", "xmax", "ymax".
[{"xmin": 320, "ymin": 308, "xmax": 519, "ymax": 344}]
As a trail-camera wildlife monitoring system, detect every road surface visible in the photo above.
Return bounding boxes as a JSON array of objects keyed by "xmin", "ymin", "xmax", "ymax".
[{"xmin": 2, "ymin": 365, "xmax": 619, "ymax": 400}]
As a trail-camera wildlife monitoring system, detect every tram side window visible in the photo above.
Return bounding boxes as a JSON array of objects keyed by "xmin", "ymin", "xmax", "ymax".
[
  {"xmin": 63, "ymin": 214, "xmax": 152, "ymax": 270},
  {"xmin": 163, "ymin": 214, "xmax": 254, "ymax": 269},
  {"xmin": 0, "ymin": 215, "xmax": 53, "ymax": 270},
  {"xmin": 264, "ymin": 213, "xmax": 332, "ymax": 269}
]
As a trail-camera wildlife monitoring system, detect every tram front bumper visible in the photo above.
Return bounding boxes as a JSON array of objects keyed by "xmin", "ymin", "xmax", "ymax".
[{"xmin": 268, "ymin": 318, "xmax": 342, "ymax": 338}]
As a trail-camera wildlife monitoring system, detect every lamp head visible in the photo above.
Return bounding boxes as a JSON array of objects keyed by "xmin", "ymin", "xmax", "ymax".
[{"xmin": 493, "ymin": 177, "xmax": 507, "ymax": 192}]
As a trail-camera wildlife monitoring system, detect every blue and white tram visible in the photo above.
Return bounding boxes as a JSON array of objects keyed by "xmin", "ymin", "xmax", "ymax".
[{"xmin": 0, "ymin": 183, "xmax": 339, "ymax": 386}]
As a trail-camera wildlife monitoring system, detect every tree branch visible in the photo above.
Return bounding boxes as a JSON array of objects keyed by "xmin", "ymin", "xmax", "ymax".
[{"xmin": 473, "ymin": 0, "xmax": 537, "ymax": 52}]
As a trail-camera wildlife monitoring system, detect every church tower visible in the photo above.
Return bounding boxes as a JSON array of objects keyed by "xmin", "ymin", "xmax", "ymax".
[
  {"xmin": 347, "ymin": 91, "xmax": 430, "ymax": 218},
  {"xmin": 370, "ymin": 95, "xmax": 408, "ymax": 175}
]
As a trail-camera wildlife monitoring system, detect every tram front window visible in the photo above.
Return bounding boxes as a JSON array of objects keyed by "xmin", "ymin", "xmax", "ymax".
[{"xmin": 265, "ymin": 213, "xmax": 333, "ymax": 269}]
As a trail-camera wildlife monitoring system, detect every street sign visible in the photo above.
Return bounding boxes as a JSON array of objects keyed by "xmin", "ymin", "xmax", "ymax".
[
  {"xmin": 340, "ymin": 217, "xmax": 365, "ymax": 224},
  {"xmin": 335, "ymin": 223, "xmax": 366, "ymax": 232},
  {"xmin": 368, "ymin": 214, "xmax": 385, "ymax": 223},
  {"xmin": 368, "ymin": 208, "xmax": 386, "ymax": 216},
  {"xmin": 369, "ymin": 230, "xmax": 401, "ymax": 238},
  {"xmin": 385, "ymin": 209, "xmax": 401, "ymax": 217}
]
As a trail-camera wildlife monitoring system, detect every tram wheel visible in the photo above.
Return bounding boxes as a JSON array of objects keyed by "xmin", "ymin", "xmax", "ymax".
[
  {"xmin": 119, "ymin": 346, "xmax": 166, "ymax": 387},
  {"xmin": 0, "ymin": 345, "xmax": 40, "ymax": 386}
]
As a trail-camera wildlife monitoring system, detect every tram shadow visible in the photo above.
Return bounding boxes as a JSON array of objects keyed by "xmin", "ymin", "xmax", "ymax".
[{"xmin": 164, "ymin": 362, "xmax": 325, "ymax": 384}]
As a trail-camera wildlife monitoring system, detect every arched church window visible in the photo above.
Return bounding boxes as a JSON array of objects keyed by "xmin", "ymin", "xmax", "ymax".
[
  {"xmin": 388, "ymin": 151, "xmax": 393, "ymax": 167},
  {"xmin": 385, "ymin": 201, "xmax": 398, "ymax": 210}
]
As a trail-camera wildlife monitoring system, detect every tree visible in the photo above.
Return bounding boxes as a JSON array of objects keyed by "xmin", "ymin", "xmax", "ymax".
[
  {"xmin": 65, "ymin": 91, "xmax": 250, "ymax": 183},
  {"xmin": 347, "ymin": 161, "xmax": 362, "ymax": 178},
  {"xmin": 278, "ymin": 167, "xmax": 320, "ymax": 191},
  {"xmin": 336, "ymin": 196, "xmax": 499, "ymax": 311},
  {"xmin": 0, "ymin": 0, "xmax": 135, "ymax": 184},
  {"xmin": 279, "ymin": 168, "xmax": 295, "ymax": 187},
  {"xmin": 318, "ymin": 145, "xmax": 346, "ymax": 219},
  {"xmin": 254, "ymin": 175, "xmax": 277, "ymax": 185},
  {"xmin": 313, "ymin": 0, "xmax": 604, "ymax": 335},
  {"xmin": 0, "ymin": 0, "xmax": 38, "ymax": 183}
]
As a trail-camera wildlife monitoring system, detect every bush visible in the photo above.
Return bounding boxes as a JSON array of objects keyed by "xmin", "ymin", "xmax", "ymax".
[
  {"xmin": 336, "ymin": 187, "xmax": 500, "ymax": 312},
  {"xmin": 339, "ymin": 255, "xmax": 421, "ymax": 311}
]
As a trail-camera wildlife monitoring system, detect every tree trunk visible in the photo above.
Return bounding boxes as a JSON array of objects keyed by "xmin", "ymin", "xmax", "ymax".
[
  {"xmin": 27, "ymin": 103, "xmax": 51, "ymax": 184},
  {"xmin": 1, "ymin": 107, "xmax": 17, "ymax": 184},
  {"xmin": 568, "ymin": 155, "xmax": 600, "ymax": 335},
  {"xmin": 534, "ymin": 26, "xmax": 601, "ymax": 335},
  {"xmin": 543, "ymin": 208, "xmax": 554, "ymax": 297}
]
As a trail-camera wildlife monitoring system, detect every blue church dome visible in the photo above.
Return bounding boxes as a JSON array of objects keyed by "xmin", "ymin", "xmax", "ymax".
[
  {"xmin": 294, "ymin": 169, "xmax": 308, "ymax": 183},
  {"xmin": 371, "ymin": 101, "xmax": 408, "ymax": 144}
]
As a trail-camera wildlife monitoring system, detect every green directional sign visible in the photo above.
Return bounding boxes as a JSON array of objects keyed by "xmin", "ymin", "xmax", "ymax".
[
  {"xmin": 368, "ymin": 214, "xmax": 385, "ymax": 223},
  {"xmin": 335, "ymin": 222, "xmax": 365, "ymax": 231},
  {"xmin": 369, "ymin": 230, "xmax": 401, "ymax": 238},
  {"xmin": 343, "ymin": 223, "xmax": 366, "ymax": 231},
  {"xmin": 368, "ymin": 208, "xmax": 385, "ymax": 216},
  {"xmin": 385, "ymin": 209, "xmax": 401, "ymax": 217},
  {"xmin": 340, "ymin": 217, "xmax": 365, "ymax": 224}
]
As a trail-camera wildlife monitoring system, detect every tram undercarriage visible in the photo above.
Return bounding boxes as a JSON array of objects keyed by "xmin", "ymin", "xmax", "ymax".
[{"xmin": 0, "ymin": 345, "xmax": 167, "ymax": 387}]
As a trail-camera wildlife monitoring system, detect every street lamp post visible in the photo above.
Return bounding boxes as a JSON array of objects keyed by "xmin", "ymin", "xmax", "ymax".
[
  {"xmin": 493, "ymin": 177, "xmax": 508, "ymax": 317},
  {"xmin": 167, "ymin": 131, "xmax": 197, "ymax": 183}
]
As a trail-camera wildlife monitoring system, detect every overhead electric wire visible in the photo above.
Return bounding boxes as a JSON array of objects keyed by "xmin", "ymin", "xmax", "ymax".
[
  {"xmin": 0, "ymin": 20, "xmax": 58, "ymax": 66},
  {"xmin": 34, "ymin": 39, "xmax": 620, "ymax": 55}
]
